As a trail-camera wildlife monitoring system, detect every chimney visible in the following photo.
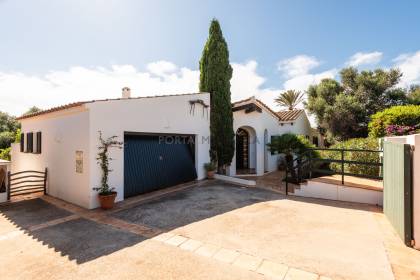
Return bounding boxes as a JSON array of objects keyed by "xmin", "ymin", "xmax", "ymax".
[{"xmin": 122, "ymin": 87, "xmax": 131, "ymax": 99}]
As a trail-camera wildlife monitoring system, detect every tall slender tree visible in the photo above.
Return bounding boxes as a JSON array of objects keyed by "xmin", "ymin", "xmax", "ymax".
[{"xmin": 199, "ymin": 19, "xmax": 234, "ymax": 172}]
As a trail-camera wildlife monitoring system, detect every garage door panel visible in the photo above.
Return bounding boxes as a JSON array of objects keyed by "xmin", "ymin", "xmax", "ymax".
[{"xmin": 124, "ymin": 134, "xmax": 197, "ymax": 198}]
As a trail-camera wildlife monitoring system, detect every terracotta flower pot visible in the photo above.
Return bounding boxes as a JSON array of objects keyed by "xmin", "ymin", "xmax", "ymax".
[
  {"xmin": 98, "ymin": 192, "xmax": 117, "ymax": 210},
  {"xmin": 207, "ymin": 170, "xmax": 215, "ymax": 179}
]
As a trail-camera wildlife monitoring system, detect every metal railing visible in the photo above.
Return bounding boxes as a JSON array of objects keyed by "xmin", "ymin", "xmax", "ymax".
[
  {"xmin": 7, "ymin": 168, "xmax": 48, "ymax": 200},
  {"xmin": 285, "ymin": 148, "xmax": 383, "ymax": 195}
]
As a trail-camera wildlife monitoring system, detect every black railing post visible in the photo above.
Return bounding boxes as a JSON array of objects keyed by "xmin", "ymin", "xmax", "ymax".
[
  {"xmin": 341, "ymin": 149, "xmax": 344, "ymax": 185},
  {"xmin": 6, "ymin": 171, "xmax": 11, "ymax": 201},
  {"xmin": 43, "ymin": 168, "xmax": 48, "ymax": 195}
]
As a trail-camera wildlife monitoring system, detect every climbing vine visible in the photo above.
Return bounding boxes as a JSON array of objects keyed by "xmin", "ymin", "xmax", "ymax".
[{"xmin": 93, "ymin": 131, "xmax": 123, "ymax": 195}]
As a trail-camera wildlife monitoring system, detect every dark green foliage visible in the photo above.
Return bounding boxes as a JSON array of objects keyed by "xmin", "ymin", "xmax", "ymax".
[
  {"xmin": 408, "ymin": 85, "xmax": 420, "ymax": 105},
  {"xmin": 23, "ymin": 106, "xmax": 42, "ymax": 115},
  {"xmin": 0, "ymin": 131, "xmax": 16, "ymax": 149},
  {"xmin": 0, "ymin": 111, "xmax": 19, "ymax": 134},
  {"xmin": 322, "ymin": 138, "xmax": 380, "ymax": 177},
  {"xmin": 93, "ymin": 131, "xmax": 123, "ymax": 195},
  {"xmin": 306, "ymin": 67, "xmax": 406, "ymax": 141},
  {"xmin": 368, "ymin": 105, "xmax": 420, "ymax": 138},
  {"xmin": 0, "ymin": 111, "xmax": 20, "ymax": 153},
  {"xmin": 0, "ymin": 129, "xmax": 21, "ymax": 160},
  {"xmin": 199, "ymin": 19, "xmax": 234, "ymax": 169},
  {"xmin": 268, "ymin": 133, "xmax": 319, "ymax": 181},
  {"xmin": 268, "ymin": 133, "xmax": 317, "ymax": 156}
]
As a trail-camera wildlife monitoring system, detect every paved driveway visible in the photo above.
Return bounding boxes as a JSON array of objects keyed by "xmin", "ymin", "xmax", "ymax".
[{"xmin": 0, "ymin": 181, "xmax": 417, "ymax": 279}]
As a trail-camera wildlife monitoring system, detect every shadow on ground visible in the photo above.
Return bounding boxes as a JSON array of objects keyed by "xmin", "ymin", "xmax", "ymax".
[
  {"xmin": 0, "ymin": 182, "xmax": 380, "ymax": 265},
  {"xmin": 0, "ymin": 199, "xmax": 145, "ymax": 264},
  {"xmin": 111, "ymin": 183, "xmax": 284, "ymax": 230},
  {"xmin": 30, "ymin": 218, "xmax": 146, "ymax": 264},
  {"xmin": 0, "ymin": 198, "xmax": 71, "ymax": 229}
]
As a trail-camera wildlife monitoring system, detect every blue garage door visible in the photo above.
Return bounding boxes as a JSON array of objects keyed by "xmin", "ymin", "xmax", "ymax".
[{"xmin": 124, "ymin": 134, "xmax": 197, "ymax": 198}]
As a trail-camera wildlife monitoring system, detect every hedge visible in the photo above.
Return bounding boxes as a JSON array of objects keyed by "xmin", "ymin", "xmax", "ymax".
[
  {"xmin": 368, "ymin": 105, "xmax": 420, "ymax": 138},
  {"xmin": 320, "ymin": 137, "xmax": 380, "ymax": 177}
]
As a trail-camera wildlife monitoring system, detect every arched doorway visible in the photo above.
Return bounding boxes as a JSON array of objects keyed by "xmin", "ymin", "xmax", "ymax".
[
  {"xmin": 236, "ymin": 126, "xmax": 257, "ymax": 175},
  {"xmin": 236, "ymin": 128, "xmax": 249, "ymax": 170}
]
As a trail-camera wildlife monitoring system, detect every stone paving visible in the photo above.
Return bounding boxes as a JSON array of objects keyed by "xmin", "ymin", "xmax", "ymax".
[{"xmin": 152, "ymin": 231, "xmax": 325, "ymax": 280}]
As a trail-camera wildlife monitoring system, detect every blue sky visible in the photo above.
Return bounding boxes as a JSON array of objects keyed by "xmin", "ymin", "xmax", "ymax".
[{"xmin": 1, "ymin": 0, "xmax": 420, "ymax": 116}]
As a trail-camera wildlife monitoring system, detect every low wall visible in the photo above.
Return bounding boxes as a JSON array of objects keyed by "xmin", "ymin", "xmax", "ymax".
[
  {"xmin": 385, "ymin": 134, "xmax": 420, "ymax": 249},
  {"xmin": 293, "ymin": 180, "xmax": 383, "ymax": 205}
]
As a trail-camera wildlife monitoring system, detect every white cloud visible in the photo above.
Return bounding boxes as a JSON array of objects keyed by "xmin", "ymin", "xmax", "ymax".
[
  {"xmin": 146, "ymin": 60, "xmax": 178, "ymax": 77},
  {"xmin": 0, "ymin": 56, "xmax": 333, "ymax": 129},
  {"xmin": 393, "ymin": 51, "xmax": 420, "ymax": 87},
  {"xmin": 346, "ymin": 51, "xmax": 383, "ymax": 67},
  {"xmin": 0, "ymin": 60, "xmax": 281, "ymax": 117},
  {"xmin": 0, "ymin": 64, "xmax": 199, "ymax": 116},
  {"xmin": 277, "ymin": 55, "xmax": 320, "ymax": 78},
  {"xmin": 283, "ymin": 69, "xmax": 337, "ymax": 92},
  {"xmin": 230, "ymin": 61, "xmax": 266, "ymax": 101}
]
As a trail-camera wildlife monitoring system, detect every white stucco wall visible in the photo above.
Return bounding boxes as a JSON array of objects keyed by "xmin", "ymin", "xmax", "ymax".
[
  {"xmin": 384, "ymin": 134, "xmax": 420, "ymax": 250},
  {"xmin": 11, "ymin": 107, "xmax": 91, "ymax": 208},
  {"xmin": 87, "ymin": 93, "xmax": 211, "ymax": 208},
  {"xmin": 231, "ymin": 106, "xmax": 280, "ymax": 176},
  {"xmin": 278, "ymin": 113, "xmax": 312, "ymax": 137},
  {"xmin": 11, "ymin": 93, "xmax": 210, "ymax": 209}
]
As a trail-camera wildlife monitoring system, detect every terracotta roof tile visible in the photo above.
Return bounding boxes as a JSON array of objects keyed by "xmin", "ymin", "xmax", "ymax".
[
  {"xmin": 17, "ymin": 92, "xmax": 207, "ymax": 120},
  {"xmin": 232, "ymin": 97, "xmax": 281, "ymax": 120},
  {"xmin": 276, "ymin": 109, "xmax": 304, "ymax": 121}
]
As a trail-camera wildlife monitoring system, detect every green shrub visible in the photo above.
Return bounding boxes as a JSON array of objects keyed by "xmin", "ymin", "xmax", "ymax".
[
  {"xmin": 14, "ymin": 128, "xmax": 21, "ymax": 143},
  {"xmin": 204, "ymin": 162, "xmax": 217, "ymax": 172},
  {"xmin": 0, "ymin": 131, "xmax": 15, "ymax": 150},
  {"xmin": 268, "ymin": 133, "xmax": 319, "ymax": 180},
  {"xmin": 268, "ymin": 133, "xmax": 318, "ymax": 157},
  {"xmin": 368, "ymin": 105, "xmax": 420, "ymax": 138},
  {"xmin": 321, "ymin": 138, "xmax": 380, "ymax": 177},
  {"xmin": 0, "ymin": 147, "xmax": 11, "ymax": 161}
]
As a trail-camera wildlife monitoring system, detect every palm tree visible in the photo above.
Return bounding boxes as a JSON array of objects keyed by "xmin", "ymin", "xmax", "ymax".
[{"xmin": 275, "ymin": 90, "xmax": 304, "ymax": 110}]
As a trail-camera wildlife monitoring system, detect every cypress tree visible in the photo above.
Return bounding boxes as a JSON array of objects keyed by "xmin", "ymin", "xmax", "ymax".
[{"xmin": 199, "ymin": 19, "xmax": 234, "ymax": 172}]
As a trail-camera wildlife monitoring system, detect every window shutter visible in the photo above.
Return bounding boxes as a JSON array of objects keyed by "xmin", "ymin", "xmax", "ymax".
[
  {"xmin": 20, "ymin": 133, "xmax": 24, "ymax": 152},
  {"xmin": 36, "ymin": 132, "xmax": 42, "ymax": 153},
  {"xmin": 26, "ymin": 132, "xmax": 33, "ymax": 153}
]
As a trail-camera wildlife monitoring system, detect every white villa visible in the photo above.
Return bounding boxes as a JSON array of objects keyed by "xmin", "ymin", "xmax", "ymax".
[{"xmin": 11, "ymin": 89, "xmax": 319, "ymax": 209}]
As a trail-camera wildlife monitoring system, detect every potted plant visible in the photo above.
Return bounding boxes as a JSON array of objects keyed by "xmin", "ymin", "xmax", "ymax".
[
  {"xmin": 93, "ymin": 131, "xmax": 123, "ymax": 209},
  {"xmin": 204, "ymin": 162, "xmax": 217, "ymax": 179}
]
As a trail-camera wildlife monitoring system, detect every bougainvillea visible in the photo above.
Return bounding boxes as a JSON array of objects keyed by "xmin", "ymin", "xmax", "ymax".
[{"xmin": 385, "ymin": 124, "xmax": 419, "ymax": 136}]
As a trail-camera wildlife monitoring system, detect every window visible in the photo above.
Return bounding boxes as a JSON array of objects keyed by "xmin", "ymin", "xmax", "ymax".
[
  {"xmin": 26, "ymin": 132, "xmax": 33, "ymax": 153},
  {"xmin": 35, "ymin": 132, "xmax": 42, "ymax": 154},
  {"xmin": 20, "ymin": 133, "xmax": 24, "ymax": 152}
]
